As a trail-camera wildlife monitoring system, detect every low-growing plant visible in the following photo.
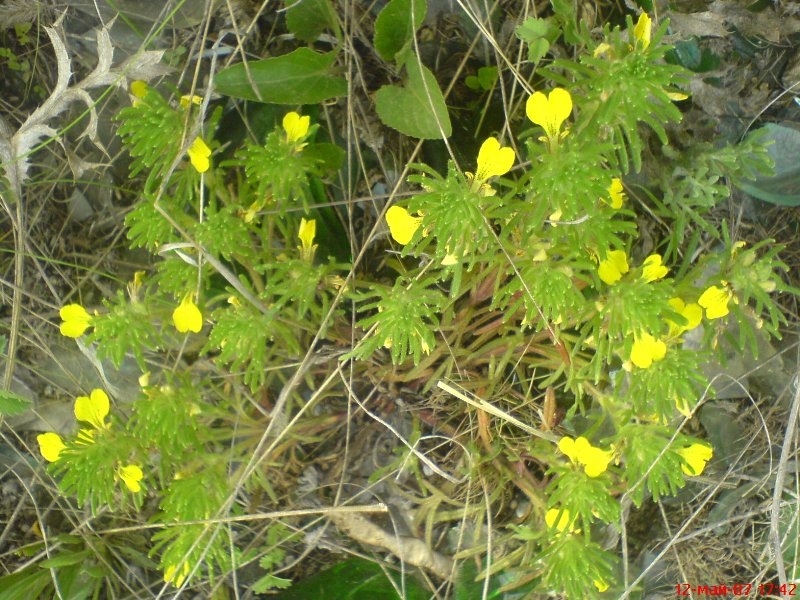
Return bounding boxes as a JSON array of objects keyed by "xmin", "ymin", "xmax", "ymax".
[{"xmin": 7, "ymin": 3, "xmax": 795, "ymax": 598}]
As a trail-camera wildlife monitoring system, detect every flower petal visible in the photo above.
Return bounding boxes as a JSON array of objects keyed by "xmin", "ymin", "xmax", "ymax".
[
  {"xmin": 598, "ymin": 250, "xmax": 629, "ymax": 285},
  {"xmin": 526, "ymin": 88, "xmax": 573, "ymax": 139},
  {"xmin": 173, "ymin": 294, "xmax": 203, "ymax": 333},
  {"xmin": 164, "ymin": 562, "xmax": 191, "ymax": 588},
  {"xmin": 118, "ymin": 464, "xmax": 143, "ymax": 492},
  {"xmin": 298, "ymin": 218, "xmax": 316, "ymax": 252},
  {"xmin": 678, "ymin": 443, "xmax": 713, "ymax": 476},
  {"xmin": 607, "ymin": 178, "xmax": 625, "ymax": 209},
  {"xmin": 187, "ymin": 137, "xmax": 211, "ymax": 173},
  {"xmin": 698, "ymin": 285, "xmax": 732, "ymax": 319},
  {"xmin": 180, "ymin": 94, "xmax": 202, "ymax": 108},
  {"xmin": 475, "ymin": 137, "xmax": 515, "ymax": 180},
  {"xmin": 582, "ymin": 446, "xmax": 613, "ymax": 477},
  {"xmin": 37, "ymin": 432, "xmax": 65, "ymax": 462},
  {"xmin": 545, "ymin": 507, "xmax": 574, "ymax": 532},
  {"xmin": 130, "ymin": 80, "xmax": 148, "ymax": 99},
  {"xmin": 633, "ymin": 13, "xmax": 652, "ymax": 48},
  {"xmin": 74, "ymin": 388, "xmax": 110, "ymax": 430},
  {"xmin": 59, "ymin": 304, "xmax": 92, "ymax": 338},
  {"xmin": 557, "ymin": 436, "xmax": 579, "ymax": 462},
  {"xmin": 283, "ymin": 111, "xmax": 310, "ymax": 143},
  {"xmin": 641, "ymin": 254, "xmax": 669, "ymax": 282},
  {"xmin": 386, "ymin": 206, "xmax": 422, "ymax": 245},
  {"xmin": 630, "ymin": 333, "xmax": 667, "ymax": 369}
]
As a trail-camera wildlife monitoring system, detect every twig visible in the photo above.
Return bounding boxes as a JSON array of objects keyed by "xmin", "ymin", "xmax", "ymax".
[{"xmin": 770, "ymin": 372, "xmax": 800, "ymax": 588}]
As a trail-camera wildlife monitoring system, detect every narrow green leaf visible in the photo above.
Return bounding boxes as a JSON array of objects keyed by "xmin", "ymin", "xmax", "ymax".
[
  {"xmin": 375, "ymin": 59, "xmax": 452, "ymax": 139},
  {"xmin": 285, "ymin": 0, "xmax": 340, "ymax": 43},
  {"xmin": 374, "ymin": 0, "xmax": 427, "ymax": 62},
  {"xmin": 215, "ymin": 48, "xmax": 347, "ymax": 104},
  {"xmin": 0, "ymin": 389, "xmax": 32, "ymax": 416}
]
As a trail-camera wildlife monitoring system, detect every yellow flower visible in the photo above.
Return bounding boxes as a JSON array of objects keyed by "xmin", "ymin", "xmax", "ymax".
[
  {"xmin": 545, "ymin": 507, "xmax": 575, "ymax": 532},
  {"xmin": 173, "ymin": 294, "xmax": 203, "ymax": 333},
  {"xmin": 179, "ymin": 94, "xmax": 202, "ymax": 108},
  {"xmin": 298, "ymin": 217, "xmax": 317, "ymax": 259},
  {"xmin": 641, "ymin": 254, "xmax": 668, "ymax": 282},
  {"xmin": 593, "ymin": 43, "xmax": 611, "ymax": 58},
  {"xmin": 526, "ymin": 87, "xmax": 573, "ymax": 143},
  {"xmin": 386, "ymin": 205, "xmax": 422, "ymax": 245},
  {"xmin": 164, "ymin": 562, "xmax": 191, "ymax": 588},
  {"xmin": 607, "ymin": 178, "xmax": 625, "ymax": 209},
  {"xmin": 667, "ymin": 298, "xmax": 703, "ymax": 336},
  {"xmin": 598, "ymin": 249, "xmax": 629, "ymax": 285},
  {"xmin": 633, "ymin": 12, "xmax": 652, "ymax": 48},
  {"xmin": 475, "ymin": 137, "xmax": 515, "ymax": 181},
  {"xmin": 594, "ymin": 579, "xmax": 610, "ymax": 592},
  {"xmin": 117, "ymin": 464, "xmax": 143, "ymax": 492},
  {"xmin": 59, "ymin": 304, "xmax": 93, "ymax": 338},
  {"xmin": 698, "ymin": 285, "xmax": 732, "ymax": 319},
  {"xmin": 558, "ymin": 436, "xmax": 613, "ymax": 478},
  {"xmin": 630, "ymin": 332, "xmax": 667, "ymax": 369},
  {"xmin": 187, "ymin": 137, "xmax": 211, "ymax": 173},
  {"xmin": 675, "ymin": 396, "xmax": 693, "ymax": 418},
  {"xmin": 130, "ymin": 80, "xmax": 148, "ymax": 106},
  {"xmin": 76, "ymin": 428, "xmax": 96, "ymax": 445},
  {"xmin": 74, "ymin": 388, "xmax": 110, "ymax": 430},
  {"xmin": 283, "ymin": 111, "xmax": 310, "ymax": 143},
  {"xmin": 130, "ymin": 80, "xmax": 148, "ymax": 98},
  {"xmin": 677, "ymin": 442, "xmax": 713, "ymax": 476},
  {"xmin": 37, "ymin": 432, "xmax": 65, "ymax": 462}
]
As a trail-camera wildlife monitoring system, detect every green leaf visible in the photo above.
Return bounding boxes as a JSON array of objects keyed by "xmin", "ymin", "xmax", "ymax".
[
  {"xmin": 303, "ymin": 142, "xmax": 345, "ymax": 172},
  {"xmin": 465, "ymin": 66, "xmax": 498, "ymax": 91},
  {"xmin": 0, "ymin": 389, "xmax": 32, "ymax": 416},
  {"xmin": 736, "ymin": 123, "xmax": 800, "ymax": 206},
  {"xmin": 515, "ymin": 17, "xmax": 556, "ymax": 63},
  {"xmin": 272, "ymin": 557, "xmax": 429, "ymax": 599},
  {"xmin": 39, "ymin": 550, "xmax": 91, "ymax": 569},
  {"xmin": 215, "ymin": 48, "xmax": 347, "ymax": 104},
  {"xmin": 285, "ymin": 0, "xmax": 340, "ymax": 43},
  {"xmin": 252, "ymin": 573, "xmax": 293, "ymax": 593},
  {"xmin": 375, "ymin": 59, "xmax": 452, "ymax": 139},
  {"xmin": 374, "ymin": 0, "xmax": 427, "ymax": 63}
]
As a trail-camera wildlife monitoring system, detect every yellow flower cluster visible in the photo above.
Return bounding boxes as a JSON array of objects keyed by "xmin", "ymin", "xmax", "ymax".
[
  {"xmin": 386, "ymin": 136, "xmax": 515, "ymax": 247},
  {"xmin": 61, "ymin": 294, "xmax": 204, "ymax": 339},
  {"xmin": 36, "ymin": 389, "xmax": 144, "ymax": 493},
  {"xmin": 558, "ymin": 436, "xmax": 614, "ymax": 477},
  {"xmin": 129, "ymin": 80, "xmax": 211, "ymax": 174}
]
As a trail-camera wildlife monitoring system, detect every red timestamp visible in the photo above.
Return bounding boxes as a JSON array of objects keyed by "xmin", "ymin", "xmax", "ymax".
[{"xmin": 676, "ymin": 583, "xmax": 798, "ymax": 597}]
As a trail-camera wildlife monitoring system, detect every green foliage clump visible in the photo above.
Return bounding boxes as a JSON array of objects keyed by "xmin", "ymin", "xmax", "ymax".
[{"xmin": 25, "ymin": 3, "xmax": 797, "ymax": 598}]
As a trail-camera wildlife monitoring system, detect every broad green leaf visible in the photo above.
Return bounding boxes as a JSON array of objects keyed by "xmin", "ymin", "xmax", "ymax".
[
  {"xmin": 215, "ymin": 48, "xmax": 347, "ymax": 104},
  {"xmin": 374, "ymin": 0, "xmax": 427, "ymax": 63},
  {"xmin": 465, "ymin": 66, "xmax": 498, "ymax": 91},
  {"xmin": 0, "ymin": 567, "xmax": 52, "ymax": 600},
  {"xmin": 303, "ymin": 142, "xmax": 345, "ymax": 172},
  {"xmin": 0, "ymin": 389, "xmax": 32, "ymax": 416},
  {"xmin": 272, "ymin": 557, "xmax": 429, "ymax": 599},
  {"xmin": 515, "ymin": 17, "xmax": 557, "ymax": 63},
  {"xmin": 285, "ymin": 0, "xmax": 340, "ymax": 43},
  {"xmin": 375, "ymin": 59, "xmax": 452, "ymax": 139},
  {"xmin": 736, "ymin": 123, "xmax": 800, "ymax": 206}
]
